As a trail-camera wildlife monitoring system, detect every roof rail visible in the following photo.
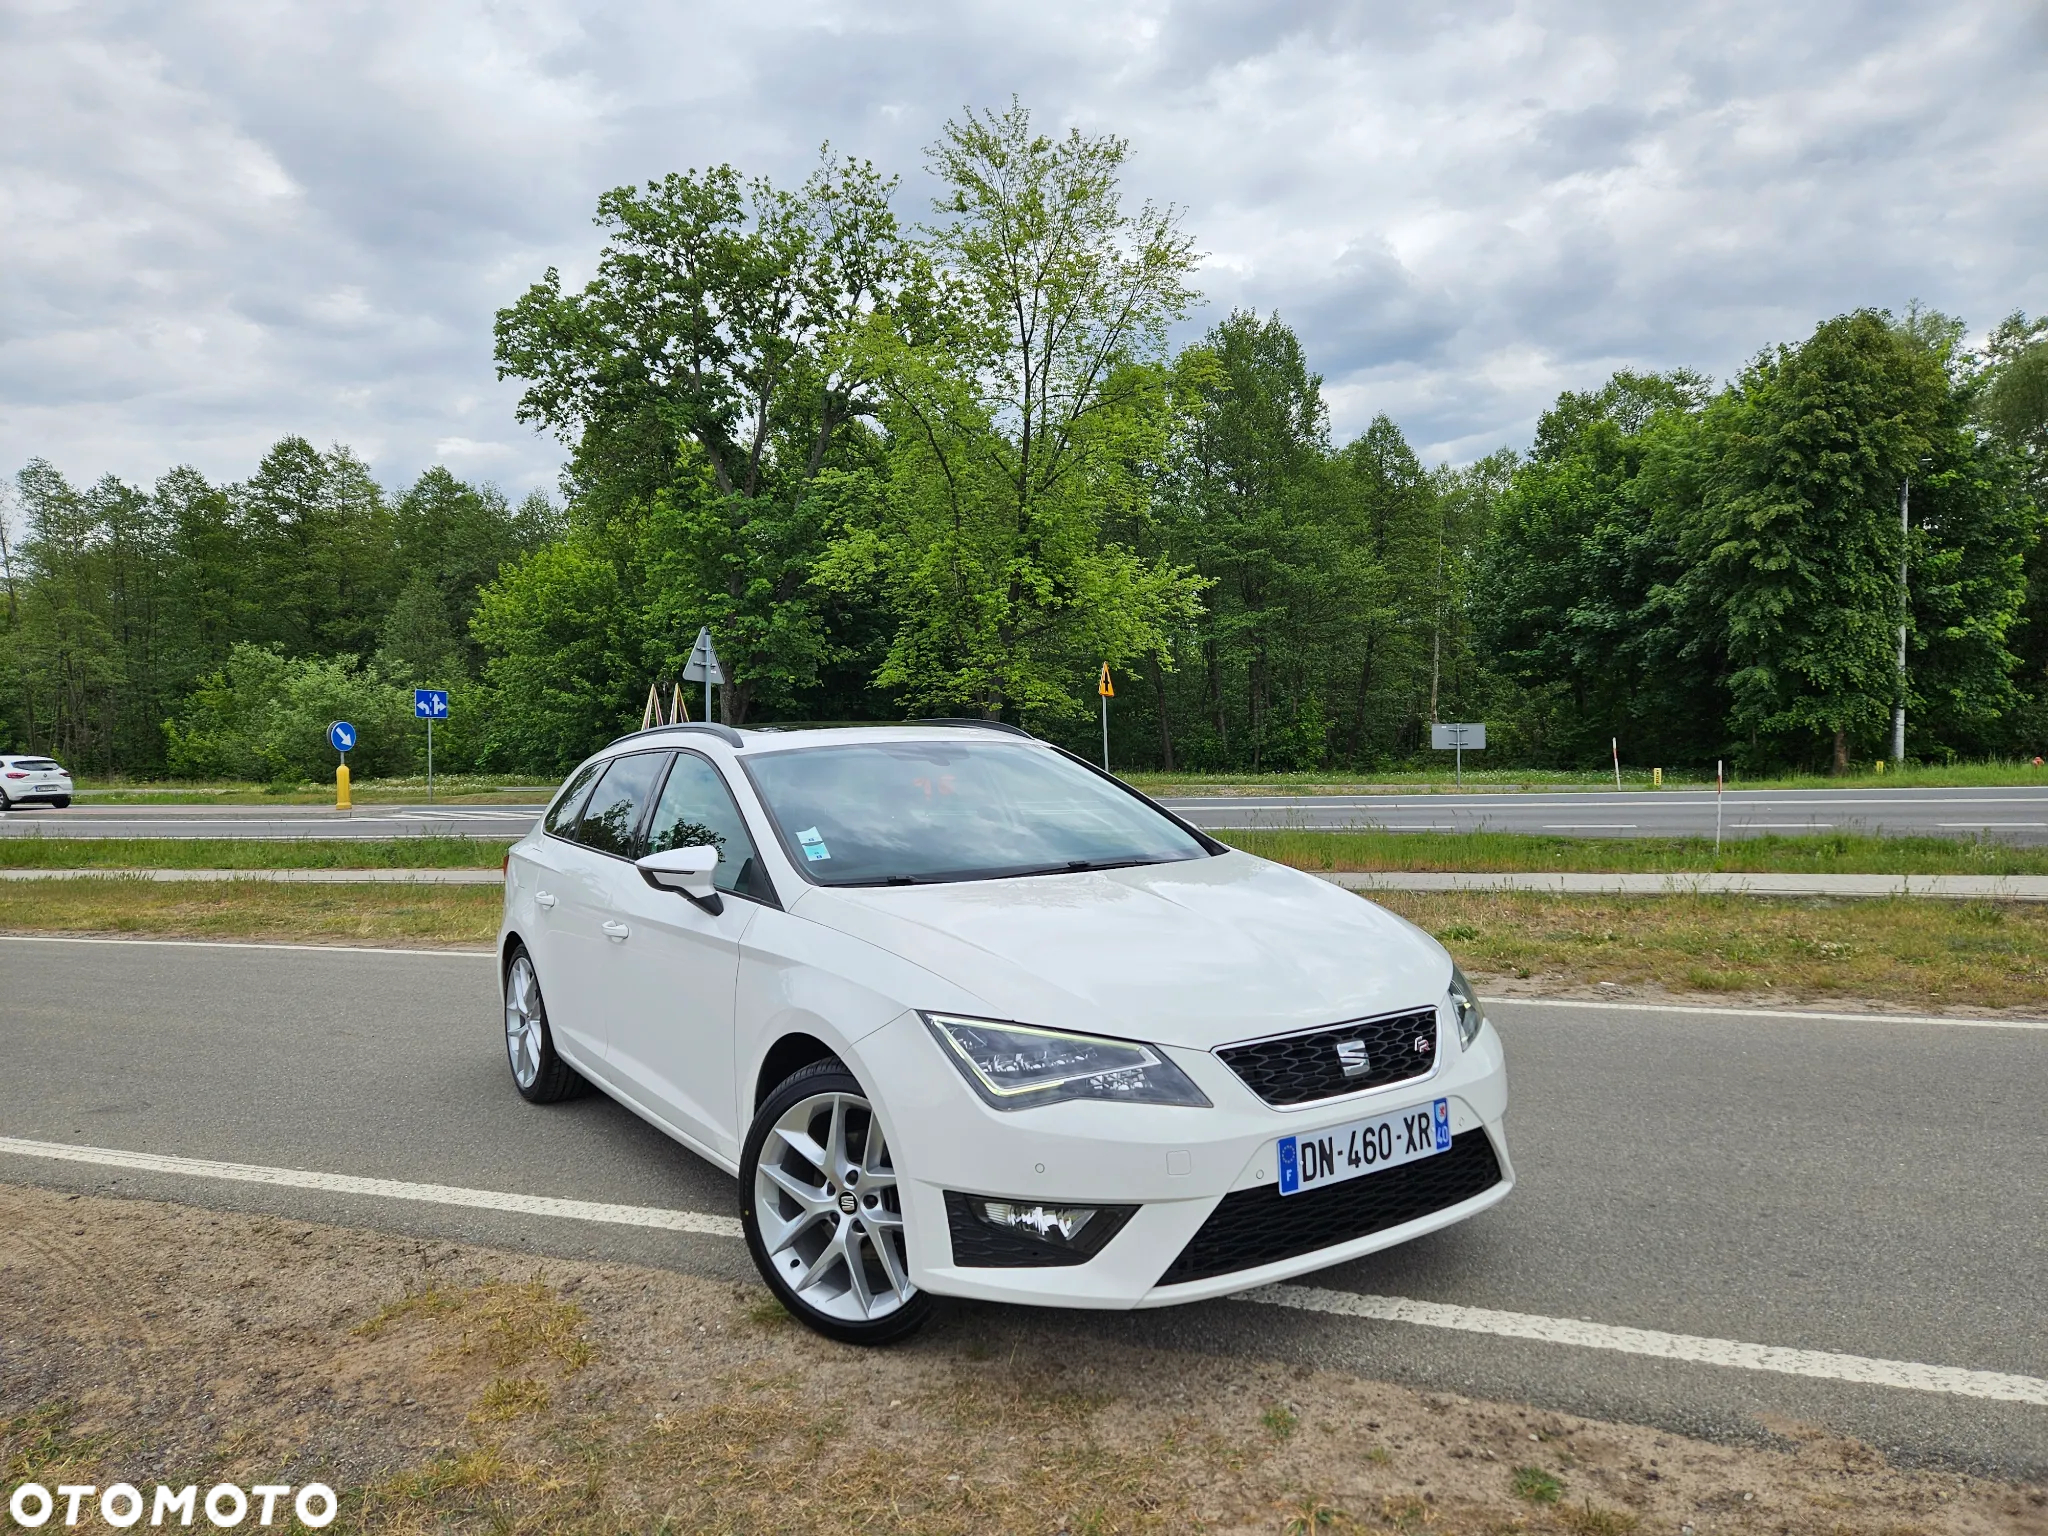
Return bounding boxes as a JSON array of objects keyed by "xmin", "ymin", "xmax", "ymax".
[
  {"xmin": 908, "ymin": 717, "xmax": 1036, "ymax": 739},
  {"xmin": 606, "ymin": 722, "xmax": 746, "ymax": 749}
]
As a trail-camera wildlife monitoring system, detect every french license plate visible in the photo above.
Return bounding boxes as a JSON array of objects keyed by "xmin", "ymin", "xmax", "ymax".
[{"xmin": 1276, "ymin": 1098, "xmax": 1451, "ymax": 1197}]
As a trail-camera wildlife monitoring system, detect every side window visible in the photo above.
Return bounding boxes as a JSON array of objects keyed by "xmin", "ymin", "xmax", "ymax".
[
  {"xmin": 647, "ymin": 753, "xmax": 766, "ymax": 898},
  {"xmin": 542, "ymin": 761, "xmax": 604, "ymax": 837},
  {"xmin": 571, "ymin": 752, "xmax": 667, "ymax": 858}
]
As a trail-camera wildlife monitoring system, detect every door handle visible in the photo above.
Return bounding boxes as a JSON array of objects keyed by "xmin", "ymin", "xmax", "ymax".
[
  {"xmin": 602, "ymin": 920, "xmax": 631, "ymax": 941},
  {"xmin": 534, "ymin": 891, "xmax": 557, "ymax": 909}
]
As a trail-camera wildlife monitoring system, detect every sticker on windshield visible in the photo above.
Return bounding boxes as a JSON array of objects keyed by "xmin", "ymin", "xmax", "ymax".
[{"xmin": 796, "ymin": 826, "xmax": 832, "ymax": 861}]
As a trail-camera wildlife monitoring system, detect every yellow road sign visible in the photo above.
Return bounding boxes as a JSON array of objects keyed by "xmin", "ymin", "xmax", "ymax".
[{"xmin": 1098, "ymin": 664, "xmax": 1114, "ymax": 698}]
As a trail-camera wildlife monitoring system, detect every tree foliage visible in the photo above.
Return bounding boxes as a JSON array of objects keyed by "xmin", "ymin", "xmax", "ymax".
[{"xmin": 8, "ymin": 109, "xmax": 2047, "ymax": 781}]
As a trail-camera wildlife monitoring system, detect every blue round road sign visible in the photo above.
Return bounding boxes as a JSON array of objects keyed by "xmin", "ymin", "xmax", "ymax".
[{"xmin": 328, "ymin": 721, "xmax": 356, "ymax": 753}]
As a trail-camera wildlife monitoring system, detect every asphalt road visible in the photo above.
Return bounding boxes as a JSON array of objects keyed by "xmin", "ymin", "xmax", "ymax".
[
  {"xmin": 1162, "ymin": 784, "xmax": 2048, "ymax": 843},
  {"xmin": 1, "ymin": 937, "xmax": 2041, "ymax": 1476},
  {"xmin": 11, "ymin": 783, "xmax": 2048, "ymax": 842},
  {"xmin": 0, "ymin": 803, "xmax": 544, "ymax": 839}
]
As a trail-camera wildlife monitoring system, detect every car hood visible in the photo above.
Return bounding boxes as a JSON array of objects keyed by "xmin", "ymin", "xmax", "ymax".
[{"xmin": 787, "ymin": 850, "xmax": 1450, "ymax": 1050}]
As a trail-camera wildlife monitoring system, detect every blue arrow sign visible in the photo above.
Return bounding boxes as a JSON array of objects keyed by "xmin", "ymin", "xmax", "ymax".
[
  {"xmin": 328, "ymin": 721, "xmax": 356, "ymax": 753},
  {"xmin": 414, "ymin": 689, "xmax": 450, "ymax": 719}
]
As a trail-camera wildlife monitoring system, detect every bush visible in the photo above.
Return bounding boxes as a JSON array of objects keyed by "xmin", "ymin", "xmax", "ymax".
[{"xmin": 164, "ymin": 644, "xmax": 420, "ymax": 781}]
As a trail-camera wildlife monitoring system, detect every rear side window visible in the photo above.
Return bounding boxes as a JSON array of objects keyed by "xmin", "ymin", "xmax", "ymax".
[
  {"xmin": 542, "ymin": 762, "xmax": 604, "ymax": 836},
  {"xmin": 571, "ymin": 752, "xmax": 667, "ymax": 858},
  {"xmin": 647, "ymin": 753, "xmax": 765, "ymax": 897}
]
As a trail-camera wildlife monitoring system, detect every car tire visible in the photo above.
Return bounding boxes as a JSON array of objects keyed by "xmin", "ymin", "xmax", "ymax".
[
  {"xmin": 741, "ymin": 1059, "xmax": 932, "ymax": 1346},
  {"xmin": 50, "ymin": 796, "xmax": 70, "ymax": 809},
  {"xmin": 502, "ymin": 946, "xmax": 586, "ymax": 1104}
]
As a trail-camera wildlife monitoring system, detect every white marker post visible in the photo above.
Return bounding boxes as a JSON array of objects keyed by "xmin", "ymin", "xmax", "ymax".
[
  {"xmin": 1716, "ymin": 759, "xmax": 1724, "ymax": 856},
  {"xmin": 1612, "ymin": 737, "xmax": 1622, "ymax": 790}
]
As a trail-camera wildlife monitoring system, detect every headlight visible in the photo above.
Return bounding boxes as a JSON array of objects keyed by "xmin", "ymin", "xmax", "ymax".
[
  {"xmin": 922, "ymin": 1014, "xmax": 1211, "ymax": 1109},
  {"xmin": 1448, "ymin": 963, "xmax": 1488, "ymax": 1049}
]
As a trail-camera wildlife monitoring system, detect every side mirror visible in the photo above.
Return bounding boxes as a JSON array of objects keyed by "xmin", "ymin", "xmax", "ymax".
[{"xmin": 636, "ymin": 844, "xmax": 723, "ymax": 914}]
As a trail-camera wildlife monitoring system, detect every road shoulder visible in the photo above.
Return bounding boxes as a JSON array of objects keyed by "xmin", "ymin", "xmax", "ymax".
[{"xmin": 3, "ymin": 1182, "xmax": 2039, "ymax": 1534}]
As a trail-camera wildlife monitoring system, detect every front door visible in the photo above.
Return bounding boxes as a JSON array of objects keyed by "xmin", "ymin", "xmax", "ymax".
[{"xmin": 598, "ymin": 749, "xmax": 768, "ymax": 1165}]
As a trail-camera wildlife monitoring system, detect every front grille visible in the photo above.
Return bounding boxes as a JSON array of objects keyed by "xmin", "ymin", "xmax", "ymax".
[
  {"xmin": 1216, "ymin": 1009, "xmax": 1439, "ymax": 1106},
  {"xmin": 1159, "ymin": 1129, "xmax": 1503, "ymax": 1285}
]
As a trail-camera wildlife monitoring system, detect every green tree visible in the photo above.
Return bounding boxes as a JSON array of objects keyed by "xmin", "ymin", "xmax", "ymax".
[
  {"xmin": 495, "ymin": 153, "xmax": 909, "ymax": 723},
  {"xmin": 830, "ymin": 101, "xmax": 1206, "ymax": 723},
  {"xmin": 1480, "ymin": 371, "xmax": 1717, "ymax": 766},
  {"xmin": 1144, "ymin": 312, "xmax": 1393, "ymax": 769},
  {"xmin": 164, "ymin": 643, "xmax": 415, "ymax": 783},
  {"xmin": 469, "ymin": 539, "xmax": 636, "ymax": 773},
  {"xmin": 237, "ymin": 437, "xmax": 400, "ymax": 660},
  {"xmin": 1675, "ymin": 311, "xmax": 1967, "ymax": 770}
]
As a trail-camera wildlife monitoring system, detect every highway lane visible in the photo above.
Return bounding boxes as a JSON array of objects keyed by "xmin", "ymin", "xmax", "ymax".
[
  {"xmin": 1, "ymin": 937, "xmax": 2041, "ymax": 1475},
  {"xmin": 0, "ymin": 803, "xmax": 544, "ymax": 839},
  {"xmin": 11, "ymin": 783, "xmax": 2048, "ymax": 842},
  {"xmin": 1162, "ymin": 784, "xmax": 2048, "ymax": 842}
]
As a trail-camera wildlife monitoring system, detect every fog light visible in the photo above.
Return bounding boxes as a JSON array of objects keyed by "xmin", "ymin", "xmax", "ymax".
[
  {"xmin": 976, "ymin": 1200, "xmax": 1101, "ymax": 1245},
  {"xmin": 946, "ymin": 1193, "xmax": 1137, "ymax": 1266}
]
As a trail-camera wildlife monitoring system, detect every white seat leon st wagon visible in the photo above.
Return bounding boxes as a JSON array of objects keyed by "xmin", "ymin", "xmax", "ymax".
[{"xmin": 499, "ymin": 722, "xmax": 1512, "ymax": 1343}]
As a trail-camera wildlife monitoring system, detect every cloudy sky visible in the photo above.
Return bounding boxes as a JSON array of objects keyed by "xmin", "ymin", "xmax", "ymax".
[{"xmin": 4, "ymin": 0, "xmax": 2044, "ymax": 501}]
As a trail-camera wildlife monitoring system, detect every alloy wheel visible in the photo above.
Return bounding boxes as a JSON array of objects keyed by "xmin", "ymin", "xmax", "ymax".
[
  {"xmin": 504, "ymin": 954, "xmax": 544, "ymax": 1090},
  {"xmin": 752, "ymin": 1090, "xmax": 914, "ymax": 1324}
]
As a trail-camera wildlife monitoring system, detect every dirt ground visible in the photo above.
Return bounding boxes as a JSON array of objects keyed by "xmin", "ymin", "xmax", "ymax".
[{"xmin": 1, "ymin": 1184, "xmax": 2040, "ymax": 1535}]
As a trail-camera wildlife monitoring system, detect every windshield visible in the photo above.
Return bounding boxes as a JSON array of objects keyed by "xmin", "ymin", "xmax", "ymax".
[{"xmin": 744, "ymin": 740, "xmax": 1210, "ymax": 886}]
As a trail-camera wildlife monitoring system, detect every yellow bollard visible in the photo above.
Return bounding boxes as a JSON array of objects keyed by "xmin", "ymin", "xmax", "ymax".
[
  {"xmin": 1652, "ymin": 767, "xmax": 1662, "ymax": 787},
  {"xmin": 1875, "ymin": 759, "xmax": 1884, "ymax": 775},
  {"xmin": 336, "ymin": 763, "xmax": 351, "ymax": 810}
]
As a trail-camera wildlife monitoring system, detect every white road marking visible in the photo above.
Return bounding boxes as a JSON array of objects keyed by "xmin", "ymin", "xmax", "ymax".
[
  {"xmin": 0, "ymin": 1136, "xmax": 742, "ymax": 1238},
  {"xmin": 1231, "ymin": 1285, "xmax": 2048, "ymax": 1405},
  {"xmin": 2, "ymin": 1135, "xmax": 2040, "ymax": 1406},
  {"xmin": 1540, "ymin": 824, "xmax": 1637, "ymax": 830},
  {"xmin": 0, "ymin": 934, "xmax": 493, "ymax": 958},
  {"xmin": 1938, "ymin": 822, "xmax": 2048, "ymax": 828},
  {"xmin": 1729, "ymin": 823, "xmax": 1834, "ymax": 829},
  {"xmin": 1487, "ymin": 996, "xmax": 2048, "ymax": 1031}
]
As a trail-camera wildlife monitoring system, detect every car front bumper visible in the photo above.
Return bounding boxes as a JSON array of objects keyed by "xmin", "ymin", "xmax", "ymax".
[{"xmin": 852, "ymin": 1003, "xmax": 1512, "ymax": 1310}]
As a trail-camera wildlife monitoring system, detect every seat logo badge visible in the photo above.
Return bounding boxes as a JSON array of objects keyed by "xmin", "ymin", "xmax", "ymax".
[
  {"xmin": 1334, "ymin": 1039, "xmax": 1370, "ymax": 1078},
  {"xmin": 838, "ymin": 1193, "xmax": 859, "ymax": 1214}
]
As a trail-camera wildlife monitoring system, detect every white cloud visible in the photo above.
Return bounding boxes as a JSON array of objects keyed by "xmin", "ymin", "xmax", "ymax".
[{"xmin": 2, "ymin": 0, "xmax": 2043, "ymax": 493}]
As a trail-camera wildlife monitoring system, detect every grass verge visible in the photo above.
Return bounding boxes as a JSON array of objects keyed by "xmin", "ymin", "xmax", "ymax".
[
  {"xmin": 4, "ymin": 1184, "xmax": 2036, "ymax": 1535},
  {"xmin": 0, "ymin": 836, "xmax": 509, "ymax": 870},
  {"xmin": 6, "ymin": 879, "xmax": 2048, "ymax": 1012},
  {"xmin": 1222, "ymin": 827, "xmax": 2048, "ymax": 877},
  {"xmin": 0, "ymin": 879, "xmax": 501, "ymax": 947},
  {"xmin": 1379, "ymin": 889, "xmax": 2048, "ymax": 1010},
  {"xmin": 68, "ymin": 773, "xmax": 550, "ymax": 804}
]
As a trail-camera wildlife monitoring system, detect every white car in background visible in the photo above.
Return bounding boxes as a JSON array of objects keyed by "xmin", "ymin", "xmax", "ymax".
[
  {"xmin": 0, "ymin": 755, "xmax": 73, "ymax": 809},
  {"xmin": 498, "ymin": 722, "xmax": 1512, "ymax": 1343}
]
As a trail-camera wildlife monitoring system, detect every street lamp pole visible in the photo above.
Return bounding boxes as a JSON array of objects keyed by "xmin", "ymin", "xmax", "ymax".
[{"xmin": 1892, "ymin": 477, "xmax": 1909, "ymax": 763}]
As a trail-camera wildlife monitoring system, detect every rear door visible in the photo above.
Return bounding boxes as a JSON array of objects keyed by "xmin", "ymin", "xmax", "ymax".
[
  {"xmin": 548, "ymin": 751, "xmax": 669, "ymax": 1064},
  {"xmin": 511, "ymin": 762, "xmax": 604, "ymax": 1058}
]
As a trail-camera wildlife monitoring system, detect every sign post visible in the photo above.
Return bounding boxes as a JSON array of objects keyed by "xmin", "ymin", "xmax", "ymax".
[
  {"xmin": 414, "ymin": 689, "xmax": 450, "ymax": 803},
  {"xmin": 1430, "ymin": 722, "xmax": 1485, "ymax": 787},
  {"xmin": 327, "ymin": 720, "xmax": 356, "ymax": 810},
  {"xmin": 1098, "ymin": 663, "xmax": 1114, "ymax": 771},
  {"xmin": 682, "ymin": 628, "xmax": 726, "ymax": 725}
]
